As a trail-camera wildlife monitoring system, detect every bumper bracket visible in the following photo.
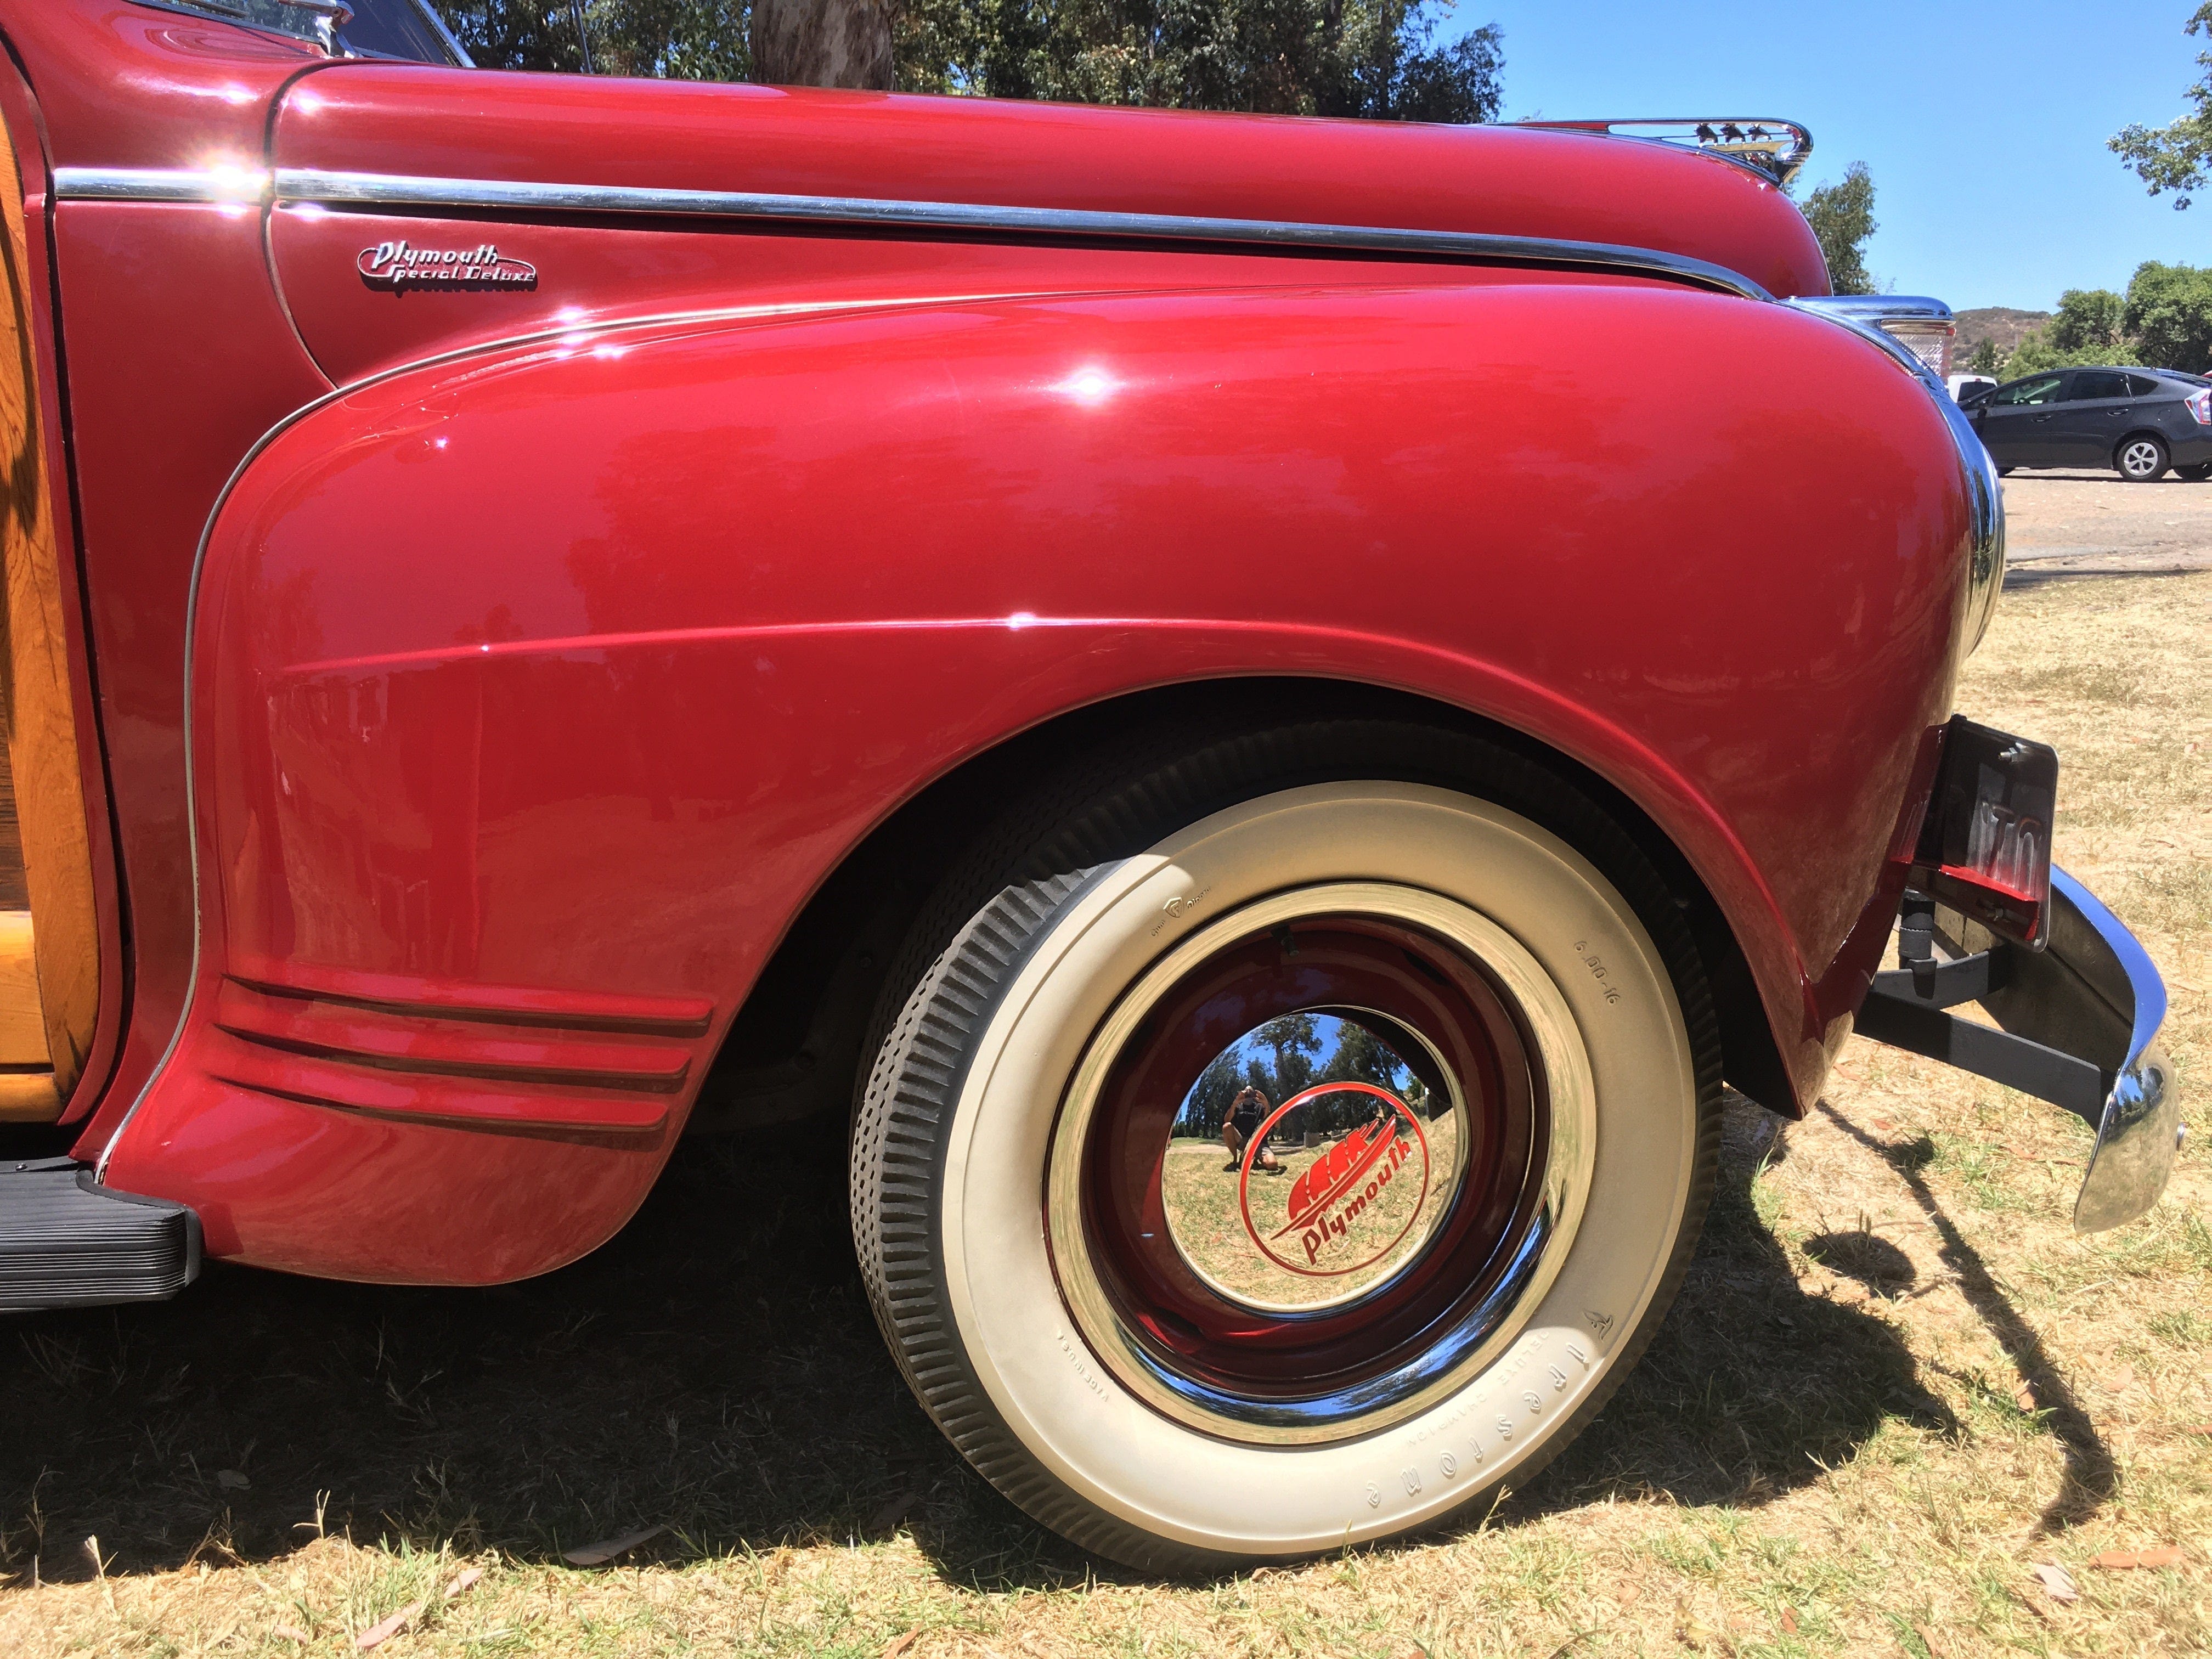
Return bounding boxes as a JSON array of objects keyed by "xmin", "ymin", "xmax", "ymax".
[{"xmin": 1857, "ymin": 867, "xmax": 2180, "ymax": 1233}]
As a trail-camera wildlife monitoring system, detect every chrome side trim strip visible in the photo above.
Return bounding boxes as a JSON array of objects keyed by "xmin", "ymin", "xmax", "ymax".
[
  {"xmin": 53, "ymin": 166, "xmax": 272, "ymax": 204},
  {"xmin": 274, "ymin": 168, "xmax": 1773, "ymax": 297},
  {"xmin": 53, "ymin": 164, "xmax": 1772, "ymax": 300}
]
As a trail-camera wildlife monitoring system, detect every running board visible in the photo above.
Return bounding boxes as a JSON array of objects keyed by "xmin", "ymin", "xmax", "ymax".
[{"xmin": 0, "ymin": 1159, "xmax": 202, "ymax": 1312}]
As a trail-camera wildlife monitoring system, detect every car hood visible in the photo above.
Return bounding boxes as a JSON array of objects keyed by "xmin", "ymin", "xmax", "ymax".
[{"xmin": 273, "ymin": 64, "xmax": 1831, "ymax": 301}]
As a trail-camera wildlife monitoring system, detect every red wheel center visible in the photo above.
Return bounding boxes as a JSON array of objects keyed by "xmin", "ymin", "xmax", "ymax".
[{"xmin": 1073, "ymin": 913, "xmax": 1547, "ymax": 1402}]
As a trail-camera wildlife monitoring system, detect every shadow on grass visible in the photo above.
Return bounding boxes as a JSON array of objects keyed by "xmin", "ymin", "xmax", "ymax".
[
  {"xmin": 2, "ymin": 1093, "xmax": 1965, "ymax": 1590},
  {"xmin": 2005, "ymin": 563, "xmax": 2211, "ymax": 590},
  {"xmin": 1501, "ymin": 1091, "xmax": 1960, "ymax": 1527},
  {"xmin": 1814, "ymin": 1101, "xmax": 2114, "ymax": 1534}
]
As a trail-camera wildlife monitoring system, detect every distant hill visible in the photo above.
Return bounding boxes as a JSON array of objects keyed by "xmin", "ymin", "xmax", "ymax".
[{"xmin": 1954, "ymin": 307, "xmax": 2050, "ymax": 362}]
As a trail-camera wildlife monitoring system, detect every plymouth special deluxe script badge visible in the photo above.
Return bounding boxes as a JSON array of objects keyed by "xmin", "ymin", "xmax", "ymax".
[{"xmin": 358, "ymin": 240, "xmax": 538, "ymax": 290}]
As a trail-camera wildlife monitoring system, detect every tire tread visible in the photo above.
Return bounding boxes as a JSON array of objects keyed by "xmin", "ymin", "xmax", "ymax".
[{"xmin": 849, "ymin": 718, "xmax": 1725, "ymax": 1573}]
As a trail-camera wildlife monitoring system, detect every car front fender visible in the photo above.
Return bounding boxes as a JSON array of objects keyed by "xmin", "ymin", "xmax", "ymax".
[{"xmin": 102, "ymin": 279, "xmax": 1976, "ymax": 1281}]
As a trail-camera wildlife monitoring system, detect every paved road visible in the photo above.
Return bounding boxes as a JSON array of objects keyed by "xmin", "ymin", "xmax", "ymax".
[{"xmin": 1999, "ymin": 469, "xmax": 2212, "ymax": 586}]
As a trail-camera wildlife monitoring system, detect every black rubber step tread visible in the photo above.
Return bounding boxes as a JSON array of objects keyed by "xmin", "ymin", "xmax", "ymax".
[{"xmin": 0, "ymin": 1158, "xmax": 202, "ymax": 1312}]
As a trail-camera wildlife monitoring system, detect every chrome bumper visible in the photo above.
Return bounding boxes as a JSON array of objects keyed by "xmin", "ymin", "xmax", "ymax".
[{"xmin": 1857, "ymin": 866, "xmax": 2180, "ymax": 1233}]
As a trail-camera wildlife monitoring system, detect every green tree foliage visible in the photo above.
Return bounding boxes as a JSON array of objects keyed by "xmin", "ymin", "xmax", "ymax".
[
  {"xmin": 437, "ymin": 0, "xmax": 1501, "ymax": 118},
  {"xmin": 440, "ymin": 1, "xmax": 751, "ymax": 76},
  {"xmin": 2124, "ymin": 261, "xmax": 2212, "ymax": 369},
  {"xmin": 1999, "ymin": 268, "xmax": 2212, "ymax": 377},
  {"xmin": 1253, "ymin": 1012, "xmax": 1322, "ymax": 1134},
  {"xmin": 1798, "ymin": 162, "xmax": 1878, "ymax": 296},
  {"xmin": 1307, "ymin": 1022, "xmax": 1412, "ymax": 1134},
  {"xmin": 899, "ymin": 0, "xmax": 1501, "ymax": 118},
  {"xmin": 1180, "ymin": 1050, "xmax": 1245, "ymax": 1138},
  {"xmin": 1314, "ymin": 1023, "xmax": 1402, "ymax": 1091},
  {"xmin": 1965, "ymin": 337, "xmax": 2005, "ymax": 376},
  {"xmin": 2049, "ymin": 287, "xmax": 2129, "ymax": 353},
  {"xmin": 1176, "ymin": 1017, "xmax": 1423, "ymax": 1139},
  {"xmin": 2111, "ymin": 3, "xmax": 2212, "ymax": 210},
  {"xmin": 2005, "ymin": 289, "xmax": 2131, "ymax": 376}
]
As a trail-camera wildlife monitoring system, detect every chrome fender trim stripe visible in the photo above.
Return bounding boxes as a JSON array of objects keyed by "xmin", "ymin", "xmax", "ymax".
[
  {"xmin": 52, "ymin": 165, "xmax": 1774, "ymax": 301},
  {"xmin": 51, "ymin": 166, "xmax": 273, "ymax": 204}
]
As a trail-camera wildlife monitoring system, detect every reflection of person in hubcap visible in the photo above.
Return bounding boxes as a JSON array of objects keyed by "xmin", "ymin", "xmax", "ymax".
[{"xmin": 1221, "ymin": 1085, "xmax": 1286, "ymax": 1174}]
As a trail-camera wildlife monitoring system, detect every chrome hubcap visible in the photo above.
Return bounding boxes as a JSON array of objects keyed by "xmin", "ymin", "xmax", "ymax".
[
  {"xmin": 1160, "ymin": 1015, "xmax": 1470, "ymax": 1313},
  {"xmin": 2124, "ymin": 442, "xmax": 2161, "ymax": 476},
  {"xmin": 1045, "ymin": 882, "xmax": 1597, "ymax": 1445}
]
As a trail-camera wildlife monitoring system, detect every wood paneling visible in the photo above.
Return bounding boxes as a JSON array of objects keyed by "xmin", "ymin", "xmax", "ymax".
[
  {"xmin": 0, "ymin": 110, "xmax": 98, "ymax": 1113},
  {"xmin": 0, "ymin": 909, "xmax": 43, "ymax": 1062},
  {"xmin": 0, "ymin": 740, "xmax": 27, "ymax": 910}
]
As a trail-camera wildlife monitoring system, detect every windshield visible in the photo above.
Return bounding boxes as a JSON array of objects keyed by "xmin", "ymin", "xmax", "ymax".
[{"xmin": 139, "ymin": 0, "xmax": 470, "ymax": 66}]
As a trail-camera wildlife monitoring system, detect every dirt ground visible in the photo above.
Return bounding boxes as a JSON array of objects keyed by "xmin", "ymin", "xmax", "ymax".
[
  {"xmin": 1, "ymin": 568, "xmax": 2207, "ymax": 1657},
  {"xmin": 2000, "ymin": 471, "xmax": 2212, "ymax": 585}
]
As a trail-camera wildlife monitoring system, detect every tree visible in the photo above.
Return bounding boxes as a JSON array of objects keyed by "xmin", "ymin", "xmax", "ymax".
[
  {"xmin": 755, "ymin": 0, "xmax": 894, "ymax": 86},
  {"xmin": 439, "ymin": 1, "xmax": 749, "ymax": 77},
  {"xmin": 1178, "ymin": 1049, "xmax": 1245, "ymax": 1138},
  {"xmin": 1965, "ymin": 337, "xmax": 2004, "ymax": 376},
  {"xmin": 2004, "ymin": 287, "xmax": 2132, "ymax": 376},
  {"xmin": 899, "ymin": 0, "xmax": 1501, "ymax": 119},
  {"xmin": 2111, "ymin": 3, "xmax": 2212, "ymax": 209},
  {"xmin": 1247, "ymin": 1012, "xmax": 1321, "ymax": 1134},
  {"xmin": 436, "ymin": 0, "xmax": 1503, "ymax": 117},
  {"xmin": 1798, "ymin": 162, "xmax": 1877, "ymax": 296},
  {"xmin": 1310, "ymin": 1021, "xmax": 1409, "ymax": 1133},
  {"xmin": 1995, "ymin": 269, "xmax": 2212, "ymax": 376},
  {"xmin": 2124, "ymin": 260, "xmax": 2212, "ymax": 369}
]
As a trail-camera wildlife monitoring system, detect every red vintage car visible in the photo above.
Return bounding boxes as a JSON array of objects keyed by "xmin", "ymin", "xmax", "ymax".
[{"xmin": 0, "ymin": 0, "xmax": 2179, "ymax": 1572}]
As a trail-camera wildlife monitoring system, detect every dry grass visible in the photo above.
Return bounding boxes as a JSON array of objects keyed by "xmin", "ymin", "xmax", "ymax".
[{"xmin": 3, "ymin": 573, "xmax": 2208, "ymax": 1657}]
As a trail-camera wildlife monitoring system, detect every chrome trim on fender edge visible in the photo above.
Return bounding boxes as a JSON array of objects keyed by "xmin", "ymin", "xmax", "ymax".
[
  {"xmin": 52, "ymin": 165, "xmax": 1775, "ymax": 301},
  {"xmin": 1788, "ymin": 295, "xmax": 2006, "ymax": 653}
]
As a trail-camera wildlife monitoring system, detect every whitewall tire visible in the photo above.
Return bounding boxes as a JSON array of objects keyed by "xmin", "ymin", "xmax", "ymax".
[{"xmin": 850, "ymin": 718, "xmax": 1721, "ymax": 1571}]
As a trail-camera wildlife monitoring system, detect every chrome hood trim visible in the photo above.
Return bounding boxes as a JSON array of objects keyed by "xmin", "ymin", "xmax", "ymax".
[
  {"xmin": 53, "ymin": 165, "xmax": 1776, "ymax": 302},
  {"xmin": 1517, "ymin": 117, "xmax": 1813, "ymax": 187}
]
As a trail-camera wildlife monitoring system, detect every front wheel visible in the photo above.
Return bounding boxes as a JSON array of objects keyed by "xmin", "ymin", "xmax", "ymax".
[
  {"xmin": 2118, "ymin": 435, "xmax": 2170, "ymax": 482},
  {"xmin": 850, "ymin": 719, "xmax": 1721, "ymax": 1571}
]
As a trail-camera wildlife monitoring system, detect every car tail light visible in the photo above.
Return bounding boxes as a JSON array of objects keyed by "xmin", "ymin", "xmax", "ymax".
[
  {"xmin": 1912, "ymin": 717, "xmax": 2057, "ymax": 948},
  {"xmin": 1881, "ymin": 319, "xmax": 1955, "ymax": 379},
  {"xmin": 2188, "ymin": 387, "xmax": 2212, "ymax": 425}
]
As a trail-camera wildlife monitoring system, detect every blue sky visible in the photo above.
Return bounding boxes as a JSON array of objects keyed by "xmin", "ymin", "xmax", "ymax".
[{"xmin": 1461, "ymin": 1, "xmax": 2208, "ymax": 311}]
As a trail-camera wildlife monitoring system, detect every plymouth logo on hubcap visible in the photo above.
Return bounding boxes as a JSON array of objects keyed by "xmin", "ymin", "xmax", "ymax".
[
  {"xmin": 358, "ymin": 240, "xmax": 538, "ymax": 291},
  {"xmin": 1238, "ymin": 1082, "xmax": 1431, "ymax": 1279}
]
